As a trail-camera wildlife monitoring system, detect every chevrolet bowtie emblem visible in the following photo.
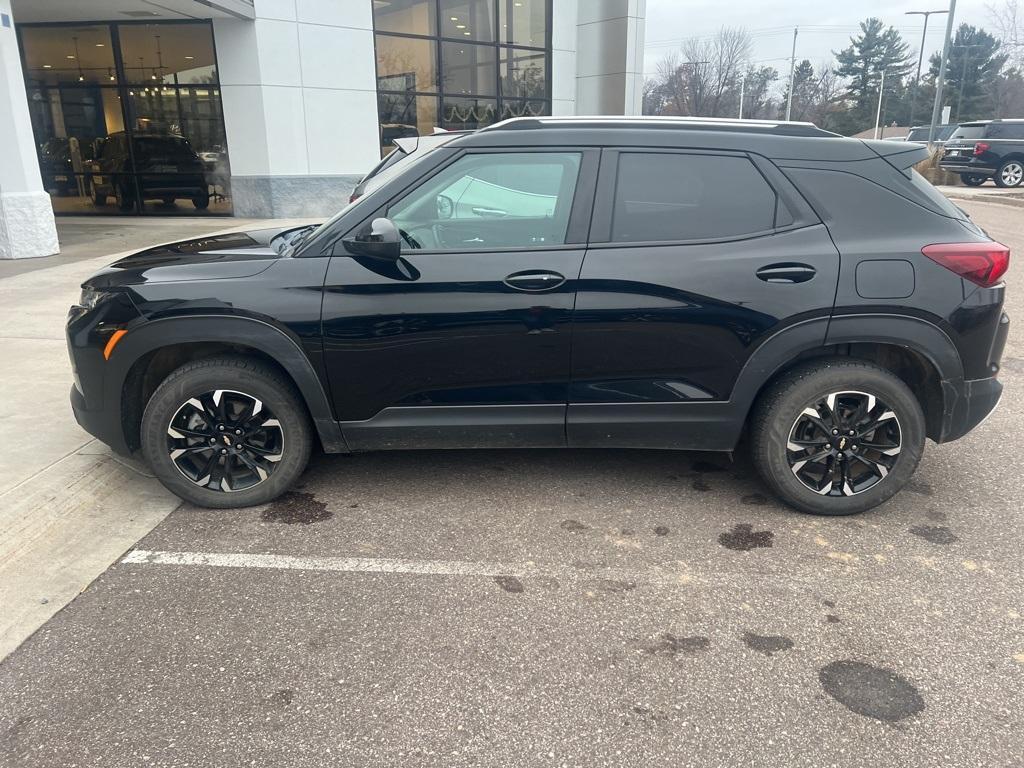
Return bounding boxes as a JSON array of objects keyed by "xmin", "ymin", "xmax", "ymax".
[{"xmin": 838, "ymin": 437, "xmax": 847, "ymax": 449}]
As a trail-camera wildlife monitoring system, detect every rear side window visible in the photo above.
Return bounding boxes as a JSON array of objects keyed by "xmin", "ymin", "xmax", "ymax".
[
  {"xmin": 950, "ymin": 125, "xmax": 986, "ymax": 140},
  {"xmin": 986, "ymin": 122, "xmax": 1024, "ymax": 139},
  {"xmin": 611, "ymin": 153, "xmax": 777, "ymax": 243}
]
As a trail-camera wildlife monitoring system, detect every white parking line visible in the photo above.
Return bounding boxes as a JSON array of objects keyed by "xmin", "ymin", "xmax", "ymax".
[{"xmin": 120, "ymin": 549, "xmax": 650, "ymax": 584}]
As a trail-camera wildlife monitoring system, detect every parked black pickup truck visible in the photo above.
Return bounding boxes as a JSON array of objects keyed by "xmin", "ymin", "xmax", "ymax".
[{"xmin": 940, "ymin": 119, "xmax": 1024, "ymax": 187}]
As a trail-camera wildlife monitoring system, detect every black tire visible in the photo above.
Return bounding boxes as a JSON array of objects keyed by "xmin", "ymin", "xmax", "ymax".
[
  {"xmin": 750, "ymin": 359, "xmax": 925, "ymax": 516},
  {"xmin": 961, "ymin": 174, "xmax": 986, "ymax": 187},
  {"xmin": 994, "ymin": 159, "xmax": 1024, "ymax": 188},
  {"xmin": 192, "ymin": 192, "xmax": 210, "ymax": 210},
  {"xmin": 92, "ymin": 185, "xmax": 108, "ymax": 206},
  {"xmin": 115, "ymin": 183, "xmax": 136, "ymax": 212},
  {"xmin": 140, "ymin": 356, "xmax": 312, "ymax": 509},
  {"xmin": 162, "ymin": 196, "xmax": 176, "ymax": 206}
]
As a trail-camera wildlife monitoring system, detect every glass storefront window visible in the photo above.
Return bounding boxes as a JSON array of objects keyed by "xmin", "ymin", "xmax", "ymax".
[
  {"xmin": 442, "ymin": 97, "xmax": 498, "ymax": 130},
  {"xmin": 375, "ymin": 35, "xmax": 438, "ymax": 93},
  {"xmin": 500, "ymin": 49, "xmax": 545, "ymax": 98},
  {"xmin": 118, "ymin": 23, "xmax": 217, "ymax": 85},
  {"xmin": 374, "ymin": 0, "xmax": 437, "ymax": 36},
  {"xmin": 378, "ymin": 93, "xmax": 439, "ymax": 155},
  {"xmin": 440, "ymin": 0, "xmax": 496, "ymax": 42},
  {"xmin": 374, "ymin": 1, "xmax": 551, "ymax": 155},
  {"xmin": 19, "ymin": 25, "xmax": 117, "ymax": 86},
  {"xmin": 441, "ymin": 42, "xmax": 497, "ymax": 96},
  {"xmin": 500, "ymin": 0, "xmax": 547, "ymax": 47},
  {"xmin": 18, "ymin": 20, "xmax": 229, "ymax": 216}
]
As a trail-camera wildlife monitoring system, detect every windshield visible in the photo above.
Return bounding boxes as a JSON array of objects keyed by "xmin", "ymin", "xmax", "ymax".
[{"xmin": 949, "ymin": 125, "xmax": 986, "ymax": 141}]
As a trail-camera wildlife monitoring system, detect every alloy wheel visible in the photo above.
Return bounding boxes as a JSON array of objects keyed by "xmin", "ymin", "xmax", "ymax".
[
  {"xmin": 166, "ymin": 389, "xmax": 284, "ymax": 492},
  {"xmin": 1001, "ymin": 162, "xmax": 1024, "ymax": 186},
  {"xmin": 785, "ymin": 390, "xmax": 901, "ymax": 497}
]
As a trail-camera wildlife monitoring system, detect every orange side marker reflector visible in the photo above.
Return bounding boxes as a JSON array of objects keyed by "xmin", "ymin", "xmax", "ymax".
[{"xmin": 103, "ymin": 329, "xmax": 128, "ymax": 360}]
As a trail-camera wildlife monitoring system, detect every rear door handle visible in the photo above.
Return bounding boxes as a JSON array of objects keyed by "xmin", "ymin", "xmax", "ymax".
[
  {"xmin": 504, "ymin": 270, "xmax": 566, "ymax": 292},
  {"xmin": 756, "ymin": 263, "xmax": 817, "ymax": 283}
]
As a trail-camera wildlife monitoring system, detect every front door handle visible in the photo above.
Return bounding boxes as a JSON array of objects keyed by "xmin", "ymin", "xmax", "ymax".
[
  {"xmin": 504, "ymin": 270, "xmax": 566, "ymax": 292},
  {"xmin": 756, "ymin": 263, "xmax": 817, "ymax": 283}
]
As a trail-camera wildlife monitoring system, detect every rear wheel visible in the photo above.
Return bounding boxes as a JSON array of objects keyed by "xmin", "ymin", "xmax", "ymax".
[
  {"xmin": 115, "ymin": 183, "xmax": 136, "ymax": 212},
  {"xmin": 140, "ymin": 357, "xmax": 312, "ymax": 508},
  {"xmin": 750, "ymin": 360, "xmax": 925, "ymax": 515},
  {"xmin": 961, "ymin": 174, "xmax": 986, "ymax": 187},
  {"xmin": 192, "ymin": 192, "xmax": 210, "ymax": 210},
  {"xmin": 995, "ymin": 160, "xmax": 1024, "ymax": 188},
  {"xmin": 91, "ymin": 184, "xmax": 108, "ymax": 206}
]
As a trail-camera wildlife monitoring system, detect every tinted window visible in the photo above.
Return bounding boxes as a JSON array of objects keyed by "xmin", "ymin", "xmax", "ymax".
[
  {"xmin": 611, "ymin": 153, "xmax": 777, "ymax": 243},
  {"xmin": 388, "ymin": 151, "xmax": 581, "ymax": 249},
  {"xmin": 987, "ymin": 122, "xmax": 1024, "ymax": 139},
  {"xmin": 950, "ymin": 125, "xmax": 986, "ymax": 140}
]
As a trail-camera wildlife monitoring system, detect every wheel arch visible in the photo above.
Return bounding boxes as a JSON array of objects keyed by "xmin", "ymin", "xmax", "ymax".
[
  {"xmin": 733, "ymin": 314, "xmax": 962, "ymax": 442},
  {"xmin": 109, "ymin": 316, "xmax": 346, "ymax": 453}
]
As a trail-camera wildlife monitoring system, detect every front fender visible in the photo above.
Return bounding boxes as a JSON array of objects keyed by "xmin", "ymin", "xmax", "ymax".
[{"xmin": 106, "ymin": 315, "xmax": 346, "ymax": 453}]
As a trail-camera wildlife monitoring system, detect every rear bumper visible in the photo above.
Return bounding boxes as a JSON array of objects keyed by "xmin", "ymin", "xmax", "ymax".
[
  {"xmin": 939, "ymin": 162, "xmax": 996, "ymax": 176},
  {"xmin": 938, "ymin": 376, "xmax": 1003, "ymax": 443}
]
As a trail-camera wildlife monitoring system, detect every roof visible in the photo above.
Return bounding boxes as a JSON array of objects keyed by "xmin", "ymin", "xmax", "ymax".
[
  {"xmin": 851, "ymin": 126, "xmax": 909, "ymax": 140},
  {"xmin": 958, "ymin": 118, "xmax": 1024, "ymax": 126},
  {"xmin": 481, "ymin": 115, "xmax": 836, "ymax": 138}
]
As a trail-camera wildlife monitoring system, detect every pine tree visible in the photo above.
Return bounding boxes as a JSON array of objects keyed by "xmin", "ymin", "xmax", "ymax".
[
  {"xmin": 833, "ymin": 18, "xmax": 914, "ymax": 134},
  {"xmin": 925, "ymin": 24, "xmax": 1006, "ymax": 123}
]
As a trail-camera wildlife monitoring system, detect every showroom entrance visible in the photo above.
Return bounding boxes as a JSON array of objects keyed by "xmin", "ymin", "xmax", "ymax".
[{"xmin": 17, "ymin": 20, "xmax": 231, "ymax": 216}]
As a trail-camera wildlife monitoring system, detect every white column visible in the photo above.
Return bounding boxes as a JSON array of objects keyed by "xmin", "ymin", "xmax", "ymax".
[
  {"xmin": 213, "ymin": 0, "xmax": 379, "ymax": 218},
  {"xmin": 550, "ymin": 0, "xmax": 578, "ymax": 116},
  {"xmin": 575, "ymin": 0, "xmax": 646, "ymax": 116},
  {"xmin": 0, "ymin": 0, "xmax": 58, "ymax": 259}
]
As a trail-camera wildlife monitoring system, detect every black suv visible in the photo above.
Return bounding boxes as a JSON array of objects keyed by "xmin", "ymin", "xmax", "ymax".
[
  {"xmin": 940, "ymin": 119, "xmax": 1024, "ymax": 187},
  {"xmin": 90, "ymin": 132, "xmax": 210, "ymax": 211},
  {"xmin": 68, "ymin": 117, "xmax": 1009, "ymax": 515}
]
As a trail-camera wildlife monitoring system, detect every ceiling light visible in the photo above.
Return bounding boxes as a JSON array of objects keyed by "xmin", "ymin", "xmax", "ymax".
[
  {"xmin": 456, "ymin": 24, "xmax": 466, "ymax": 28},
  {"xmin": 184, "ymin": 55, "xmax": 194, "ymax": 60},
  {"xmin": 78, "ymin": 75, "xmax": 85, "ymax": 81},
  {"xmin": 514, "ymin": 1, "xmax": 522, "ymax": 5},
  {"xmin": 95, "ymin": 43, "xmax": 104, "ymax": 47},
  {"xmin": 42, "ymin": 64, "xmax": 52, "ymax": 69},
  {"xmin": 463, "ymin": 31, "xmax": 471, "ymax": 35},
  {"xmin": 66, "ymin": 54, "xmax": 75, "ymax": 59},
  {"xmin": 450, "ymin": 16, "xmax": 458, "ymax": 21}
]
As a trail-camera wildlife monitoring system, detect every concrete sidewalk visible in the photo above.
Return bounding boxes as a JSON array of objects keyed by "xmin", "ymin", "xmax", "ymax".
[{"xmin": 0, "ymin": 216, "xmax": 313, "ymax": 659}]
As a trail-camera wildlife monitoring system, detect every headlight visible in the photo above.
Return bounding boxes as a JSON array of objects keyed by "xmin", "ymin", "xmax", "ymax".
[{"xmin": 78, "ymin": 287, "xmax": 112, "ymax": 310}]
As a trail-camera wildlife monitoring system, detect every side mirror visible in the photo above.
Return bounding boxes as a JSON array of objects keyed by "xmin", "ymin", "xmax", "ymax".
[
  {"xmin": 436, "ymin": 194, "xmax": 453, "ymax": 219},
  {"xmin": 342, "ymin": 217, "xmax": 401, "ymax": 261}
]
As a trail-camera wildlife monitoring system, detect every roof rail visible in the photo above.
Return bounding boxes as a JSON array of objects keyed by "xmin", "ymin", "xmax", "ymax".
[{"xmin": 481, "ymin": 115, "xmax": 838, "ymax": 138}]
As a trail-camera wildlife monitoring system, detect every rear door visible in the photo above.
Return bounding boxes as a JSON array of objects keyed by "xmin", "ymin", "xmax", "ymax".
[{"xmin": 567, "ymin": 148, "xmax": 841, "ymax": 448}]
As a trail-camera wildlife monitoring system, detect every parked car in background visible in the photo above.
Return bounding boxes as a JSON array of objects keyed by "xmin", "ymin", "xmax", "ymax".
[
  {"xmin": 905, "ymin": 124, "xmax": 956, "ymax": 145},
  {"xmin": 940, "ymin": 119, "xmax": 1024, "ymax": 187},
  {"xmin": 90, "ymin": 132, "xmax": 209, "ymax": 211},
  {"xmin": 38, "ymin": 137, "xmax": 94, "ymax": 196},
  {"xmin": 349, "ymin": 130, "xmax": 468, "ymax": 202}
]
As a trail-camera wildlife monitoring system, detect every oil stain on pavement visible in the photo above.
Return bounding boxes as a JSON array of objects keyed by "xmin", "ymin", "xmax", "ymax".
[
  {"xmin": 742, "ymin": 633, "xmax": 794, "ymax": 656},
  {"xmin": 818, "ymin": 660, "xmax": 925, "ymax": 722},
  {"xmin": 909, "ymin": 525, "xmax": 960, "ymax": 545},
  {"xmin": 640, "ymin": 633, "xmax": 710, "ymax": 658},
  {"xmin": 494, "ymin": 576, "xmax": 525, "ymax": 594},
  {"xmin": 261, "ymin": 492, "xmax": 333, "ymax": 525},
  {"xmin": 718, "ymin": 523, "xmax": 774, "ymax": 551}
]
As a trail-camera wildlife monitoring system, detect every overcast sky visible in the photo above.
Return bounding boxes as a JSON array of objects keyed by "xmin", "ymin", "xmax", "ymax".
[{"xmin": 642, "ymin": 0, "xmax": 999, "ymax": 80}]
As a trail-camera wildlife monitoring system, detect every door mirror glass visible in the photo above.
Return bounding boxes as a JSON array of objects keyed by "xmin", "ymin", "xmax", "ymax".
[
  {"xmin": 436, "ymin": 194, "xmax": 454, "ymax": 219},
  {"xmin": 343, "ymin": 217, "xmax": 402, "ymax": 261}
]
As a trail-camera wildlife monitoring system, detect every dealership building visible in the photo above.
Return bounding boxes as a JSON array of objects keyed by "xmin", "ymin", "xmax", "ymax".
[{"xmin": 0, "ymin": 0, "xmax": 646, "ymax": 259}]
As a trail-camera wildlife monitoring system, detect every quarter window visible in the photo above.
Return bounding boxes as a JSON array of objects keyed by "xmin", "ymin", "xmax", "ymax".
[
  {"xmin": 388, "ymin": 151, "xmax": 581, "ymax": 250},
  {"xmin": 611, "ymin": 153, "xmax": 778, "ymax": 243}
]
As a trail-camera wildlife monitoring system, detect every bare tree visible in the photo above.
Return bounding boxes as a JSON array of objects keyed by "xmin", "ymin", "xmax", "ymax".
[
  {"xmin": 644, "ymin": 27, "xmax": 754, "ymax": 118},
  {"xmin": 988, "ymin": 0, "xmax": 1024, "ymax": 67}
]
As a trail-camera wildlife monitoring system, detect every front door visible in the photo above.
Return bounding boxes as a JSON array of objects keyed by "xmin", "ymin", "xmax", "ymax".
[
  {"xmin": 568, "ymin": 149, "xmax": 841, "ymax": 449},
  {"xmin": 322, "ymin": 148, "xmax": 598, "ymax": 450}
]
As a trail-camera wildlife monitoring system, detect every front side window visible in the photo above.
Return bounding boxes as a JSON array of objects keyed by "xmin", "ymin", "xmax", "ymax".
[
  {"xmin": 611, "ymin": 153, "xmax": 777, "ymax": 243},
  {"xmin": 388, "ymin": 151, "xmax": 581, "ymax": 250}
]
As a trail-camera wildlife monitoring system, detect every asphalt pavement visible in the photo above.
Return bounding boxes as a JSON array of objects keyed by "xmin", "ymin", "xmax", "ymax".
[{"xmin": 0, "ymin": 200, "xmax": 1021, "ymax": 767}]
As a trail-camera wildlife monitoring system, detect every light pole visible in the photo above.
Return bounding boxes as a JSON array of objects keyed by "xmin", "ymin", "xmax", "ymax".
[
  {"xmin": 928, "ymin": 0, "xmax": 958, "ymax": 147},
  {"xmin": 785, "ymin": 27, "xmax": 798, "ymax": 121},
  {"xmin": 906, "ymin": 9, "xmax": 948, "ymax": 127},
  {"xmin": 874, "ymin": 69, "xmax": 887, "ymax": 139},
  {"xmin": 738, "ymin": 74, "xmax": 745, "ymax": 118}
]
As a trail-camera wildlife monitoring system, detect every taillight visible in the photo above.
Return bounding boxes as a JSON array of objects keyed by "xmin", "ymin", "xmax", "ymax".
[
  {"xmin": 349, "ymin": 192, "xmax": 361, "ymax": 203},
  {"xmin": 921, "ymin": 242, "xmax": 1010, "ymax": 287},
  {"xmin": 973, "ymin": 142, "xmax": 990, "ymax": 155}
]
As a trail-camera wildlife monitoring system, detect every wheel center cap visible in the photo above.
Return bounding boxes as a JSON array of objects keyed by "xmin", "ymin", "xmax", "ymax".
[
  {"xmin": 221, "ymin": 434, "xmax": 234, "ymax": 447},
  {"xmin": 837, "ymin": 436, "xmax": 848, "ymax": 450}
]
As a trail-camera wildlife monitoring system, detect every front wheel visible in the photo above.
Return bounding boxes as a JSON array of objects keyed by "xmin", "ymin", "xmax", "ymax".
[
  {"xmin": 750, "ymin": 360, "xmax": 925, "ymax": 515},
  {"xmin": 140, "ymin": 357, "xmax": 312, "ymax": 508},
  {"xmin": 192, "ymin": 192, "xmax": 210, "ymax": 210},
  {"xmin": 961, "ymin": 174, "xmax": 987, "ymax": 187},
  {"xmin": 995, "ymin": 160, "xmax": 1024, "ymax": 188}
]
